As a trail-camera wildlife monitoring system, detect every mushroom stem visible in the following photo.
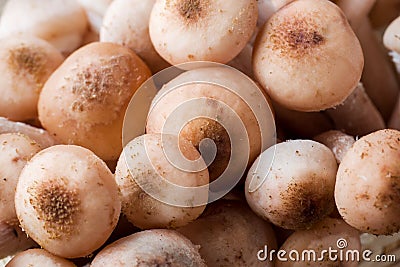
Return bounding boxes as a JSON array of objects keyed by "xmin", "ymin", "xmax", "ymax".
[
  {"xmin": 0, "ymin": 223, "xmax": 37, "ymax": 259},
  {"xmin": 326, "ymin": 83, "xmax": 385, "ymax": 136},
  {"xmin": 336, "ymin": 0, "xmax": 376, "ymax": 31},
  {"xmin": 357, "ymin": 18, "xmax": 399, "ymax": 120}
]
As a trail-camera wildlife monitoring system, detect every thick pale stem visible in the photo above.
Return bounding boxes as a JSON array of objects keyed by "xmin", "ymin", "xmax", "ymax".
[
  {"xmin": 337, "ymin": 0, "xmax": 377, "ymax": 30},
  {"xmin": 326, "ymin": 83, "xmax": 385, "ymax": 136},
  {"xmin": 357, "ymin": 18, "xmax": 399, "ymax": 120}
]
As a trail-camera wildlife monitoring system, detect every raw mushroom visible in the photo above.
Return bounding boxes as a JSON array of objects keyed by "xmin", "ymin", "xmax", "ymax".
[
  {"xmin": 275, "ymin": 218, "xmax": 361, "ymax": 267},
  {"xmin": 0, "ymin": 0, "xmax": 88, "ymax": 55},
  {"xmin": 15, "ymin": 145, "xmax": 121, "ymax": 258},
  {"xmin": 149, "ymin": 0, "xmax": 258, "ymax": 64},
  {"xmin": 0, "ymin": 35, "xmax": 64, "ymax": 121},
  {"xmin": 325, "ymin": 83, "xmax": 385, "ymax": 136},
  {"xmin": 0, "ymin": 117, "xmax": 57, "ymax": 149},
  {"xmin": 313, "ymin": 130, "xmax": 355, "ymax": 164},
  {"xmin": 100, "ymin": 0, "xmax": 170, "ymax": 73},
  {"xmin": 6, "ymin": 249, "xmax": 76, "ymax": 267},
  {"xmin": 77, "ymin": 0, "xmax": 113, "ymax": 34},
  {"xmin": 115, "ymin": 133, "xmax": 209, "ymax": 229},
  {"xmin": 253, "ymin": 0, "xmax": 364, "ymax": 112},
  {"xmin": 245, "ymin": 140, "xmax": 338, "ymax": 230},
  {"xmin": 335, "ymin": 129, "xmax": 400, "ymax": 235},
  {"xmin": 91, "ymin": 229, "xmax": 206, "ymax": 267},
  {"xmin": 38, "ymin": 42, "xmax": 151, "ymax": 161},
  {"xmin": 178, "ymin": 200, "xmax": 277, "ymax": 267},
  {"xmin": 0, "ymin": 133, "xmax": 41, "ymax": 226}
]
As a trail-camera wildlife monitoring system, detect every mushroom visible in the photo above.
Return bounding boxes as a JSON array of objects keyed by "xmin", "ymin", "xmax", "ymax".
[
  {"xmin": 15, "ymin": 145, "xmax": 121, "ymax": 258},
  {"xmin": 100, "ymin": 0, "xmax": 170, "ymax": 73},
  {"xmin": 77, "ymin": 0, "xmax": 113, "ymax": 34},
  {"xmin": 275, "ymin": 218, "xmax": 361, "ymax": 267},
  {"xmin": 245, "ymin": 140, "xmax": 338, "ymax": 230},
  {"xmin": 0, "ymin": 133, "xmax": 41, "ymax": 226},
  {"xmin": 313, "ymin": 130, "xmax": 355, "ymax": 164},
  {"xmin": 115, "ymin": 133, "xmax": 209, "ymax": 229},
  {"xmin": 325, "ymin": 83, "xmax": 385, "ymax": 136},
  {"xmin": 335, "ymin": 129, "xmax": 400, "ymax": 235},
  {"xmin": 0, "ymin": 117, "xmax": 57, "ymax": 149},
  {"xmin": 178, "ymin": 200, "xmax": 277, "ymax": 267},
  {"xmin": 6, "ymin": 249, "xmax": 76, "ymax": 267},
  {"xmin": 253, "ymin": 0, "xmax": 364, "ymax": 112},
  {"xmin": 0, "ymin": 0, "xmax": 88, "ymax": 55},
  {"xmin": 0, "ymin": 35, "xmax": 64, "ymax": 121},
  {"xmin": 38, "ymin": 42, "xmax": 151, "ymax": 161},
  {"xmin": 91, "ymin": 229, "xmax": 206, "ymax": 267},
  {"xmin": 149, "ymin": 0, "xmax": 258, "ymax": 64},
  {"xmin": 0, "ymin": 223, "xmax": 37, "ymax": 260}
]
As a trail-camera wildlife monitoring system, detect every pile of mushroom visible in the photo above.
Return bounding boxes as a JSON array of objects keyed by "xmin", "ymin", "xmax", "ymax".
[{"xmin": 0, "ymin": 0, "xmax": 400, "ymax": 266}]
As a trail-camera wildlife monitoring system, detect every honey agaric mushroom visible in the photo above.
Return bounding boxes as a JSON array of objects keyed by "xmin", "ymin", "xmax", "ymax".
[
  {"xmin": 38, "ymin": 42, "xmax": 151, "ymax": 161},
  {"xmin": 100, "ymin": 0, "xmax": 170, "ymax": 73},
  {"xmin": 245, "ymin": 140, "xmax": 338, "ymax": 230},
  {"xmin": 335, "ymin": 129, "xmax": 400, "ymax": 235},
  {"xmin": 0, "ymin": 36, "xmax": 64, "ymax": 121},
  {"xmin": 253, "ymin": 0, "xmax": 364, "ymax": 112},
  {"xmin": 149, "ymin": 0, "xmax": 258, "ymax": 64},
  {"xmin": 6, "ymin": 249, "xmax": 77, "ymax": 267},
  {"xmin": 15, "ymin": 145, "xmax": 121, "ymax": 258},
  {"xmin": 0, "ymin": 0, "xmax": 88, "ymax": 55}
]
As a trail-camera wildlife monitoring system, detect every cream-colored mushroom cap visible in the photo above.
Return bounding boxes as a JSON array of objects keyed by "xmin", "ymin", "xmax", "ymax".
[
  {"xmin": 149, "ymin": 0, "xmax": 258, "ymax": 64},
  {"xmin": 0, "ymin": 0, "xmax": 88, "ymax": 54},
  {"xmin": 383, "ymin": 15, "xmax": 400, "ymax": 52},
  {"xmin": 253, "ymin": 0, "xmax": 364, "ymax": 112}
]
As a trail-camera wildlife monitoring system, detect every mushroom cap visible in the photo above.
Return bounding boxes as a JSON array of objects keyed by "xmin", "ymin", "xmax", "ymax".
[
  {"xmin": 38, "ymin": 42, "xmax": 151, "ymax": 161},
  {"xmin": 77, "ymin": 0, "xmax": 113, "ymax": 33},
  {"xmin": 6, "ymin": 249, "xmax": 77, "ymax": 267},
  {"xmin": 335, "ymin": 129, "xmax": 400, "ymax": 235},
  {"xmin": 15, "ymin": 145, "xmax": 121, "ymax": 258},
  {"xmin": 383, "ymin": 15, "xmax": 400, "ymax": 52},
  {"xmin": 0, "ymin": 35, "xmax": 64, "ymax": 121},
  {"xmin": 91, "ymin": 229, "xmax": 206, "ymax": 267},
  {"xmin": 149, "ymin": 0, "xmax": 258, "ymax": 64},
  {"xmin": 100, "ymin": 0, "xmax": 169, "ymax": 73},
  {"xmin": 0, "ymin": 0, "xmax": 88, "ymax": 54},
  {"xmin": 253, "ymin": 0, "xmax": 364, "ymax": 112},
  {"xmin": 245, "ymin": 139, "xmax": 338, "ymax": 230}
]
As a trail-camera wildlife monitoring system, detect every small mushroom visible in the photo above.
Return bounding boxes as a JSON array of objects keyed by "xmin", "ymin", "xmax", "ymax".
[
  {"xmin": 149, "ymin": 0, "xmax": 258, "ymax": 64},
  {"xmin": 77, "ymin": 0, "xmax": 113, "ymax": 34},
  {"xmin": 0, "ymin": 35, "xmax": 64, "ymax": 121},
  {"xmin": 253, "ymin": 0, "xmax": 364, "ymax": 112},
  {"xmin": 15, "ymin": 145, "xmax": 121, "ymax": 258},
  {"xmin": 38, "ymin": 42, "xmax": 151, "ymax": 161},
  {"xmin": 6, "ymin": 249, "xmax": 76, "ymax": 267},
  {"xmin": 335, "ymin": 129, "xmax": 400, "ymax": 235},
  {"xmin": 245, "ymin": 140, "xmax": 338, "ymax": 230},
  {"xmin": 100, "ymin": 0, "xmax": 170, "ymax": 73},
  {"xmin": 91, "ymin": 229, "xmax": 206, "ymax": 267},
  {"xmin": 0, "ymin": 0, "xmax": 88, "ymax": 55},
  {"xmin": 313, "ymin": 130, "xmax": 355, "ymax": 164}
]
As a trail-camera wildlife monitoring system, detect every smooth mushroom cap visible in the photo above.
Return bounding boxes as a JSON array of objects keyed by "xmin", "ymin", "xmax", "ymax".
[
  {"xmin": 253, "ymin": 0, "xmax": 364, "ymax": 111},
  {"xmin": 149, "ymin": 0, "xmax": 258, "ymax": 64},
  {"xmin": 100, "ymin": 0, "xmax": 169, "ymax": 73},
  {"xmin": 0, "ymin": 35, "xmax": 64, "ymax": 121},
  {"xmin": 0, "ymin": 0, "xmax": 88, "ymax": 54},
  {"xmin": 383, "ymin": 15, "xmax": 400, "ymax": 52},
  {"xmin": 91, "ymin": 229, "xmax": 206, "ymax": 267},
  {"xmin": 335, "ymin": 129, "xmax": 400, "ymax": 235},
  {"xmin": 6, "ymin": 249, "xmax": 77, "ymax": 267},
  {"xmin": 77, "ymin": 0, "xmax": 113, "ymax": 33}
]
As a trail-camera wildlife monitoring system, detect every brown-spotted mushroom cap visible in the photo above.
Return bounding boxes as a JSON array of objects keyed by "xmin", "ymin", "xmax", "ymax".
[
  {"xmin": 6, "ymin": 249, "xmax": 77, "ymax": 267},
  {"xmin": 253, "ymin": 0, "xmax": 364, "ymax": 112}
]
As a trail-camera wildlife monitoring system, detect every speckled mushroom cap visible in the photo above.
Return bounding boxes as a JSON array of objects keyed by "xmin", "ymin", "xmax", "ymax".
[
  {"xmin": 6, "ymin": 249, "xmax": 77, "ymax": 267},
  {"xmin": 253, "ymin": 0, "xmax": 364, "ymax": 112},
  {"xmin": 15, "ymin": 145, "xmax": 121, "ymax": 258}
]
